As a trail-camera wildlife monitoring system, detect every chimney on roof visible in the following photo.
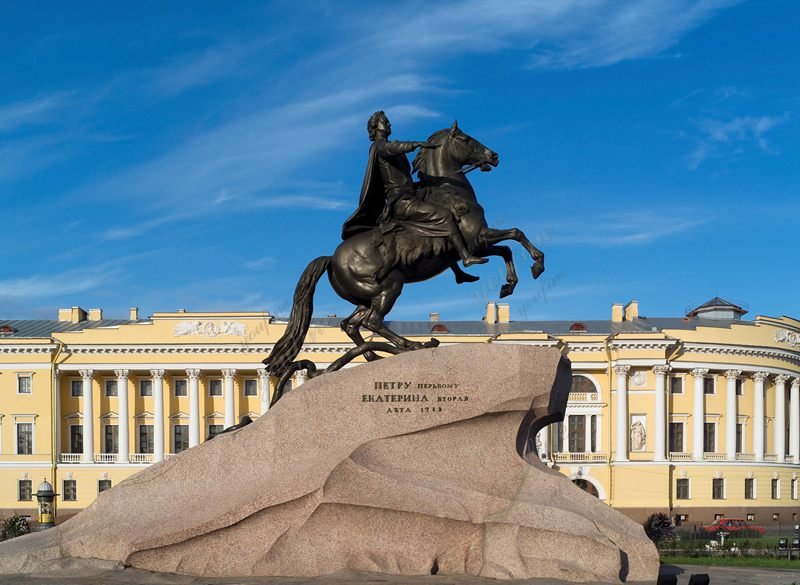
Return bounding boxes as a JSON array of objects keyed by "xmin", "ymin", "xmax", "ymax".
[
  {"xmin": 129, "ymin": 307, "xmax": 139, "ymax": 320},
  {"xmin": 429, "ymin": 312, "xmax": 440, "ymax": 322},
  {"xmin": 611, "ymin": 303, "xmax": 624, "ymax": 323},
  {"xmin": 624, "ymin": 300, "xmax": 639, "ymax": 321},
  {"xmin": 58, "ymin": 306, "xmax": 87, "ymax": 323},
  {"xmin": 485, "ymin": 301, "xmax": 497, "ymax": 324},
  {"xmin": 87, "ymin": 308, "xmax": 103, "ymax": 321},
  {"xmin": 497, "ymin": 303, "xmax": 510, "ymax": 324}
]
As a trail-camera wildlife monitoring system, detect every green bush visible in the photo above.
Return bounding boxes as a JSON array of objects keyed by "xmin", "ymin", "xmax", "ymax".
[{"xmin": 0, "ymin": 514, "xmax": 30, "ymax": 541}]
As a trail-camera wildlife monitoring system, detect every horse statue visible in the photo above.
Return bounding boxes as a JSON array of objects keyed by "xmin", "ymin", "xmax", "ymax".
[{"xmin": 264, "ymin": 121, "xmax": 545, "ymax": 403}]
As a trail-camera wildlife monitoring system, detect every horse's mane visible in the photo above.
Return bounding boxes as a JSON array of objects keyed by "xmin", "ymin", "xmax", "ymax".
[{"xmin": 412, "ymin": 128, "xmax": 449, "ymax": 176}]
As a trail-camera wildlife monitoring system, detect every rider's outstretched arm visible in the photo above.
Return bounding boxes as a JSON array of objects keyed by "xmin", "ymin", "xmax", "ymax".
[{"xmin": 378, "ymin": 140, "xmax": 431, "ymax": 156}]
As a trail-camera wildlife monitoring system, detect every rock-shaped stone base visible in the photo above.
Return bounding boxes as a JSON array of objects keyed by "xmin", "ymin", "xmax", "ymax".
[{"xmin": 0, "ymin": 345, "xmax": 659, "ymax": 583}]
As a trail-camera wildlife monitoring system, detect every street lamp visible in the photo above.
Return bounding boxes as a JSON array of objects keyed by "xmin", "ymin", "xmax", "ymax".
[{"xmin": 34, "ymin": 479, "xmax": 57, "ymax": 529}]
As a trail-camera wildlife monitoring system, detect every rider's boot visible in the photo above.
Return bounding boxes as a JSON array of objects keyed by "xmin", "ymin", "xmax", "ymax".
[{"xmin": 449, "ymin": 233, "xmax": 488, "ymax": 267}]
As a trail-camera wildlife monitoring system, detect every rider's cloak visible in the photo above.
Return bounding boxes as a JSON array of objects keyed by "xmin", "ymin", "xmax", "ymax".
[{"xmin": 341, "ymin": 143, "xmax": 385, "ymax": 240}]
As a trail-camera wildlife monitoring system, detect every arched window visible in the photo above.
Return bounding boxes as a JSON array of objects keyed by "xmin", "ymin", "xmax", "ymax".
[
  {"xmin": 572, "ymin": 479, "xmax": 600, "ymax": 498},
  {"xmin": 571, "ymin": 375, "xmax": 595, "ymax": 394}
]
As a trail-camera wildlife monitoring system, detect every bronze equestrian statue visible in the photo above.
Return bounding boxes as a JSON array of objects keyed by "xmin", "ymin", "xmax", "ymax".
[{"xmin": 264, "ymin": 113, "xmax": 545, "ymax": 403}]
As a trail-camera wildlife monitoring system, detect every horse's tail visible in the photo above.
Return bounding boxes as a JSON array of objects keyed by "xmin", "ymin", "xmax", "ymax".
[{"xmin": 263, "ymin": 256, "xmax": 331, "ymax": 379}]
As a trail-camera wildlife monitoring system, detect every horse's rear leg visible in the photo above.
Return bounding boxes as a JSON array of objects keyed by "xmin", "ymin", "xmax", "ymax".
[
  {"xmin": 362, "ymin": 270, "xmax": 438, "ymax": 350},
  {"xmin": 340, "ymin": 306, "xmax": 380, "ymax": 361}
]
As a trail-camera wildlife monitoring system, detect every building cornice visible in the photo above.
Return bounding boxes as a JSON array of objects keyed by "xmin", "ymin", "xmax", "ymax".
[
  {"xmin": 682, "ymin": 342, "xmax": 800, "ymax": 366},
  {"xmin": 0, "ymin": 344, "xmax": 57, "ymax": 354}
]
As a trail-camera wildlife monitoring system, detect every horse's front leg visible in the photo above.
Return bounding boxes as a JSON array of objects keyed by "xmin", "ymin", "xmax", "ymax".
[
  {"xmin": 482, "ymin": 227, "xmax": 545, "ymax": 279},
  {"xmin": 480, "ymin": 245, "xmax": 518, "ymax": 298}
]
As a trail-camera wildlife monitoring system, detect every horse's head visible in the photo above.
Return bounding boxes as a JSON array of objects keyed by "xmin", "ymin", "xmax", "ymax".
[{"xmin": 413, "ymin": 120, "xmax": 499, "ymax": 177}]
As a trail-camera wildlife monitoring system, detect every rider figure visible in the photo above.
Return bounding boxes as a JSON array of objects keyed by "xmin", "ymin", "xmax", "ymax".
[{"xmin": 342, "ymin": 111, "xmax": 487, "ymax": 268}]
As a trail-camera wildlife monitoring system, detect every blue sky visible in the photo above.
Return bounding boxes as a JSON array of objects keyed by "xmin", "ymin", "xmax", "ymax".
[{"xmin": 0, "ymin": 0, "xmax": 797, "ymax": 323}]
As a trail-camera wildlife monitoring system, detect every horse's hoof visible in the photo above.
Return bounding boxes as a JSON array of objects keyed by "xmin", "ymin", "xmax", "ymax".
[
  {"xmin": 422, "ymin": 338, "xmax": 440, "ymax": 348},
  {"xmin": 499, "ymin": 283, "xmax": 515, "ymax": 298},
  {"xmin": 531, "ymin": 261, "xmax": 545, "ymax": 279}
]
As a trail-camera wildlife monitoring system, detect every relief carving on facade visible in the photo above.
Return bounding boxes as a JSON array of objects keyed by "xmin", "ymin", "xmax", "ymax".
[
  {"xmin": 775, "ymin": 329, "xmax": 800, "ymax": 348},
  {"xmin": 174, "ymin": 321, "xmax": 247, "ymax": 337}
]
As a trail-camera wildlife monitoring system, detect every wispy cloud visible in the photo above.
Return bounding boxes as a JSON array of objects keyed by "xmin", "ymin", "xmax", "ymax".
[
  {"xmin": 687, "ymin": 113, "xmax": 790, "ymax": 169},
  {"xmin": 244, "ymin": 256, "xmax": 276, "ymax": 270},
  {"xmin": 0, "ymin": 92, "xmax": 73, "ymax": 133},
  {"xmin": 367, "ymin": 0, "xmax": 742, "ymax": 71},
  {"xmin": 550, "ymin": 210, "xmax": 708, "ymax": 246},
  {"xmin": 0, "ymin": 265, "xmax": 118, "ymax": 298},
  {"xmin": 146, "ymin": 44, "xmax": 253, "ymax": 98}
]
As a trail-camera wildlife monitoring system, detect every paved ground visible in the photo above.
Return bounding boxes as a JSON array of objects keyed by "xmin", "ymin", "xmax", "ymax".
[{"xmin": 0, "ymin": 564, "xmax": 797, "ymax": 585}]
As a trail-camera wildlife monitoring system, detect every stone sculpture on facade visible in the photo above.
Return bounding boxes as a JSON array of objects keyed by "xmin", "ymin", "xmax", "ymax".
[{"xmin": 264, "ymin": 113, "xmax": 546, "ymax": 402}]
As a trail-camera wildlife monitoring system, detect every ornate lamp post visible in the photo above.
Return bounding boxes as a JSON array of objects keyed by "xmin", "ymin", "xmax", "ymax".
[{"xmin": 34, "ymin": 479, "xmax": 57, "ymax": 529}]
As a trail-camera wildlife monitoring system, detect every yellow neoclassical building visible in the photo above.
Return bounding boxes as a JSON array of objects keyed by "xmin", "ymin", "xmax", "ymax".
[{"xmin": 1, "ymin": 298, "xmax": 799, "ymax": 528}]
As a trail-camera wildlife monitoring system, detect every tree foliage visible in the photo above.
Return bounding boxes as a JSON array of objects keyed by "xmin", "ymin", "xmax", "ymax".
[
  {"xmin": 0, "ymin": 514, "xmax": 30, "ymax": 541},
  {"xmin": 643, "ymin": 512, "xmax": 675, "ymax": 543}
]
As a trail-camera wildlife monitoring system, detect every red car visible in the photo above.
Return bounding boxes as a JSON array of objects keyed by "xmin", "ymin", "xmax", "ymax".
[{"xmin": 701, "ymin": 518, "xmax": 765, "ymax": 535}]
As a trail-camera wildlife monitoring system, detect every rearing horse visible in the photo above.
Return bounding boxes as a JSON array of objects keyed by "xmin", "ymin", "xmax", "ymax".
[{"xmin": 264, "ymin": 121, "xmax": 545, "ymax": 399}]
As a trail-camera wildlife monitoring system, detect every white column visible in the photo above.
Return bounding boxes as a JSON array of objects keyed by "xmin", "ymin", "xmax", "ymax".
[
  {"xmin": 187, "ymin": 369, "xmax": 201, "ymax": 448},
  {"xmin": 536, "ymin": 427, "xmax": 550, "ymax": 459},
  {"xmin": 725, "ymin": 370, "xmax": 741, "ymax": 461},
  {"xmin": 614, "ymin": 365, "xmax": 630, "ymax": 462},
  {"xmin": 79, "ymin": 369, "xmax": 94, "ymax": 463},
  {"xmin": 222, "ymin": 369, "xmax": 236, "ymax": 428},
  {"xmin": 115, "ymin": 369, "xmax": 129, "ymax": 463},
  {"xmin": 692, "ymin": 369, "xmax": 708, "ymax": 460},
  {"xmin": 775, "ymin": 374, "xmax": 789, "ymax": 463},
  {"xmin": 294, "ymin": 370, "xmax": 308, "ymax": 387},
  {"xmin": 258, "ymin": 370, "xmax": 270, "ymax": 415},
  {"xmin": 753, "ymin": 372, "xmax": 768, "ymax": 462},
  {"xmin": 151, "ymin": 370, "xmax": 165, "ymax": 462},
  {"xmin": 54, "ymin": 369, "xmax": 62, "ymax": 458},
  {"xmin": 790, "ymin": 377, "xmax": 800, "ymax": 462},
  {"xmin": 653, "ymin": 365, "xmax": 670, "ymax": 462}
]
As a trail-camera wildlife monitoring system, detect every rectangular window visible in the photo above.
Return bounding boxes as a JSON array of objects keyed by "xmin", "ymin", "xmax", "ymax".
[
  {"xmin": 670, "ymin": 376, "xmax": 683, "ymax": 394},
  {"xmin": 244, "ymin": 379, "xmax": 258, "ymax": 397},
  {"xmin": 772, "ymin": 478, "xmax": 780, "ymax": 500},
  {"xmin": 105, "ymin": 379, "xmax": 118, "ymax": 397},
  {"xmin": 173, "ymin": 425, "xmax": 189, "ymax": 453},
  {"xmin": 669, "ymin": 422, "xmax": 684, "ymax": 453},
  {"xmin": 104, "ymin": 425, "xmax": 118, "ymax": 454},
  {"xmin": 568, "ymin": 415, "xmax": 585, "ymax": 453},
  {"xmin": 138, "ymin": 425, "xmax": 154, "ymax": 454},
  {"xmin": 792, "ymin": 478, "xmax": 798, "ymax": 500},
  {"xmin": 18, "ymin": 479, "xmax": 32, "ymax": 501},
  {"xmin": 703, "ymin": 377, "xmax": 715, "ymax": 395},
  {"xmin": 745, "ymin": 478, "xmax": 755, "ymax": 499},
  {"xmin": 63, "ymin": 479, "xmax": 77, "ymax": 501},
  {"xmin": 590, "ymin": 415, "xmax": 597, "ymax": 453},
  {"xmin": 98, "ymin": 479, "xmax": 112, "ymax": 493},
  {"xmin": 736, "ymin": 423, "xmax": 744, "ymax": 453},
  {"xmin": 553, "ymin": 421, "xmax": 564, "ymax": 453},
  {"xmin": 208, "ymin": 424, "xmax": 224, "ymax": 440},
  {"xmin": 174, "ymin": 379, "xmax": 188, "ymax": 397},
  {"xmin": 17, "ymin": 375, "xmax": 32, "ymax": 394},
  {"xmin": 676, "ymin": 478, "xmax": 690, "ymax": 500},
  {"xmin": 71, "ymin": 380, "xmax": 82, "ymax": 397},
  {"xmin": 712, "ymin": 478, "xmax": 725, "ymax": 500},
  {"xmin": 209, "ymin": 379, "xmax": 222, "ymax": 397},
  {"xmin": 139, "ymin": 380, "xmax": 153, "ymax": 397},
  {"xmin": 16, "ymin": 423, "xmax": 33, "ymax": 455},
  {"xmin": 735, "ymin": 379, "xmax": 744, "ymax": 396},
  {"xmin": 69, "ymin": 425, "xmax": 83, "ymax": 454},
  {"xmin": 703, "ymin": 422, "xmax": 716, "ymax": 453}
]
